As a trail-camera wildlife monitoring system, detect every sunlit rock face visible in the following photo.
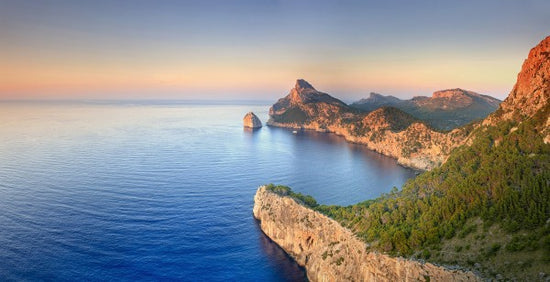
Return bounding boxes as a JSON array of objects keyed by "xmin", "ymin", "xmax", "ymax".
[
  {"xmin": 267, "ymin": 79, "xmax": 469, "ymax": 170},
  {"xmin": 253, "ymin": 186, "xmax": 481, "ymax": 282},
  {"xmin": 483, "ymin": 36, "xmax": 550, "ymax": 142},
  {"xmin": 268, "ymin": 37, "xmax": 550, "ymax": 168},
  {"xmin": 485, "ymin": 36, "xmax": 550, "ymax": 122},
  {"xmin": 243, "ymin": 112, "xmax": 262, "ymax": 129}
]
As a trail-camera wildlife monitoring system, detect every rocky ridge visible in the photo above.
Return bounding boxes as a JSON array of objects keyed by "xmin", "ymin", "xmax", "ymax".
[
  {"xmin": 352, "ymin": 89, "xmax": 501, "ymax": 130},
  {"xmin": 484, "ymin": 36, "xmax": 550, "ymax": 142},
  {"xmin": 268, "ymin": 80, "xmax": 471, "ymax": 170},
  {"xmin": 350, "ymin": 92, "xmax": 402, "ymax": 112},
  {"xmin": 253, "ymin": 186, "xmax": 480, "ymax": 282}
]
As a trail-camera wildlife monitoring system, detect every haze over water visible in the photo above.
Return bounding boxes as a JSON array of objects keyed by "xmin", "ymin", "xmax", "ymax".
[{"xmin": 0, "ymin": 101, "xmax": 415, "ymax": 281}]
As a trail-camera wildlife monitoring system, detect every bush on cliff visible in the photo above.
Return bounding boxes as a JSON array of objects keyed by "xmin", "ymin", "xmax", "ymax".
[{"xmin": 265, "ymin": 184, "xmax": 319, "ymax": 208}]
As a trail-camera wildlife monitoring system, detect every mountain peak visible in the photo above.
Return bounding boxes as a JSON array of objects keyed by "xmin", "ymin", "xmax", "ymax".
[
  {"xmin": 432, "ymin": 88, "xmax": 472, "ymax": 98},
  {"xmin": 490, "ymin": 36, "xmax": 550, "ymax": 122},
  {"xmin": 295, "ymin": 79, "xmax": 315, "ymax": 91},
  {"xmin": 369, "ymin": 92, "xmax": 385, "ymax": 98}
]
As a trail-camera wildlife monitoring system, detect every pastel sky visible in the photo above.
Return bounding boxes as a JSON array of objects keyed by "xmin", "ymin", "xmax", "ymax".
[{"xmin": 1, "ymin": 0, "xmax": 549, "ymax": 101}]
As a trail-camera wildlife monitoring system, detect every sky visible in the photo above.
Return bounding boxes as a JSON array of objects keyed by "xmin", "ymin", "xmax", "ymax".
[{"xmin": 1, "ymin": 0, "xmax": 549, "ymax": 101}]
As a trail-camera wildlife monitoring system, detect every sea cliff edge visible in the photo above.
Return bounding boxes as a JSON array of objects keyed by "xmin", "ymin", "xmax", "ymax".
[{"xmin": 253, "ymin": 186, "xmax": 480, "ymax": 282}]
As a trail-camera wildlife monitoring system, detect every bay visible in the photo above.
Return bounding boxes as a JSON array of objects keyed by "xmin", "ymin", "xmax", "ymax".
[{"xmin": 0, "ymin": 101, "xmax": 415, "ymax": 281}]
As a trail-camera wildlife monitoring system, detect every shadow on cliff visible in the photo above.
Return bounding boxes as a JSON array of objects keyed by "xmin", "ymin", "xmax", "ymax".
[{"xmin": 254, "ymin": 218, "xmax": 307, "ymax": 282}]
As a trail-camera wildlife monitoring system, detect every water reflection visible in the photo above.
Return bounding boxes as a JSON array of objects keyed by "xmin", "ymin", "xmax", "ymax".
[
  {"xmin": 243, "ymin": 127, "xmax": 262, "ymax": 134},
  {"xmin": 264, "ymin": 126, "xmax": 417, "ymax": 205}
]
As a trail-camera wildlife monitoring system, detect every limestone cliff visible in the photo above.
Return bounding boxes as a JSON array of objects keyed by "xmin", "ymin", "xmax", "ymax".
[
  {"xmin": 243, "ymin": 112, "xmax": 262, "ymax": 129},
  {"xmin": 267, "ymin": 80, "xmax": 471, "ymax": 170},
  {"xmin": 484, "ymin": 36, "xmax": 550, "ymax": 142},
  {"xmin": 253, "ymin": 186, "xmax": 480, "ymax": 282}
]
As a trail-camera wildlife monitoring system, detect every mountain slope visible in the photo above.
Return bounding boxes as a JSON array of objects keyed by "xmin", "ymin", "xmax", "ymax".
[
  {"xmin": 269, "ymin": 79, "xmax": 352, "ymax": 125},
  {"xmin": 351, "ymin": 92, "xmax": 402, "ymax": 112},
  {"xmin": 268, "ymin": 79, "xmax": 471, "ymax": 170},
  {"xmin": 351, "ymin": 89, "xmax": 501, "ymax": 130},
  {"xmin": 314, "ymin": 36, "xmax": 550, "ymax": 280}
]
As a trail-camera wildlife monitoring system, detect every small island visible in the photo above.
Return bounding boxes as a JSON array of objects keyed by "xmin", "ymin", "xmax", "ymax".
[{"xmin": 243, "ymin": 112, "xmax": 262, "ymax": 129}]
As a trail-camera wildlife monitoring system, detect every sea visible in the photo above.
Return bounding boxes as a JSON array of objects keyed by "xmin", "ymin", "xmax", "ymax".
[{"xmin": 0, "ymin": 101, "xmax": 416, "ymax": 281}]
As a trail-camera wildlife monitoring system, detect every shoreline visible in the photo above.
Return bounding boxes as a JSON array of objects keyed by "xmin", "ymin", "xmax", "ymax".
[
  {"xmin": 253, "ymin": 186, "xmax": 481, "ymax": 281},
  {"xmin": 266, "ymin": 123, "xmax": 424, "ymax": 173},
  {"xmin": 266, "ymin": 119, "xmax": 460, "ymax": 171}
]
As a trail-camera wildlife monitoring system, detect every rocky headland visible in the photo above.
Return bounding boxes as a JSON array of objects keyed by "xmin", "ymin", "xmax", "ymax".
[
  {"xmin": 253, "ymin": 186, "xmax": 480, "ymax": 282},
  {"xmin": 267, "ymin": 79, "xmax": 473, "ymax": 170}
]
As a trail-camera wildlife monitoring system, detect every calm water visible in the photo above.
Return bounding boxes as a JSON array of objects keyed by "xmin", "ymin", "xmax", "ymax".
[{"xmin": 0, "ymin": 101, "xmax": 416, "ymax": 281}]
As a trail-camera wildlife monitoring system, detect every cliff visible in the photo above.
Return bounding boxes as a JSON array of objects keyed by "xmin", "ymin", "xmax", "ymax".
[
  {"xmin": 253, "ymin": 186, "xmax": 480, "ymax": 282},
  {"xmin": 484, "ymin": 36, "xmax": 550, "ymax": 143},
  {"xmin": 267, "ymin": 79, "xmax": 471, "ymax": 170}
]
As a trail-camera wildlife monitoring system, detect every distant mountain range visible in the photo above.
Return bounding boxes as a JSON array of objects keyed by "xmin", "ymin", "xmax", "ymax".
[
  {"xmin": 267, "ymin": 79, "xmax": 472, "ymax": 170},
  {"xmin": 266, "ymin": 79, "xmax": 502, "ymax": 169},
  {"xmin": 351, "ymin": 89, "xmax": 501, "ymax": 130}
]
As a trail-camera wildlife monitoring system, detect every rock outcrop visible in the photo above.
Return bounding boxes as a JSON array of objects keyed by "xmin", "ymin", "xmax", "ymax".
[
  {"xmin": 484, "ymin": 36, "xmax": 550, "ymax": 143},
  {"xmin": 253, "ymin": 186, "xmax": 480, "ymax": 282},
  {"xmin": 243, "ymin": 112, "xmax": 262, "ymax": 129},
  {"xmin": 494, "ymin": 36, "xmax": 550, "ymax": 121},
  {"xmin": 267, "ymin": 79, "xmax": 471, "ymax": 170}
]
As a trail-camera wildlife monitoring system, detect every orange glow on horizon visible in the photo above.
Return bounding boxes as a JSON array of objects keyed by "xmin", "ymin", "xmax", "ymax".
[{"xmin": 0, "ymin": 48, "xmax": 521, "ymax": 100}]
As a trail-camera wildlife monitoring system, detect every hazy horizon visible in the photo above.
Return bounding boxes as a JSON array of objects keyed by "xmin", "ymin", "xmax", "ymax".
[{"xmin": 2, "ymin": 0, "xmax": 550, "ymax": 101}]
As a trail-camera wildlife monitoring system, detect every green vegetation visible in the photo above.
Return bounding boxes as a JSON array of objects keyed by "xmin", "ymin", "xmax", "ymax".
[
  {"xmin": 350, "ymin": 93, "xmax": 500, "ymax": 131},
  {"xmin": 267, "ymin": 105, "xmax": 550, "ymax": 279},
  {"xmin": 272, "ymin": 107, "xmax": 308, "ymax": 123},
  {"xmin": 316, "ymin": 107, "xmax": 549, "ymax": 257},
  {"xmin": 265, "ymin": 184, "xmax": 318, "ymax": 208},
  {"xmin": 335, "ymin": 257, "xmax": 345, "ymax": 266}
]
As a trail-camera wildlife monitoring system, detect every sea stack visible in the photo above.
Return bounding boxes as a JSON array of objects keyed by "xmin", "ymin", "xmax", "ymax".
[{"xmin": 243, "ymin": 112, "xmax": 262, "ymax": 129}]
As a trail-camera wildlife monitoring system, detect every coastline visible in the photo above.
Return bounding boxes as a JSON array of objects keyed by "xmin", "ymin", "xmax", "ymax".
[
  {"xmin": 266, "ymin": 119, "xmax": 469, "ymax": 171},
  {"xmin": 253, "ymin": 186, "xmax": 480, "ymax": 281}
]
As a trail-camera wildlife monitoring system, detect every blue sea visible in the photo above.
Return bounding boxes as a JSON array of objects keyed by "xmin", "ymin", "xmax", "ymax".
[{"xmin": 0, "ymin": 101, "xmax": 416, "ymax": 281}]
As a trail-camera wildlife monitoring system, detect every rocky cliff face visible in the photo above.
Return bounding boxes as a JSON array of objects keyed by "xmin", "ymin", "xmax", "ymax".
[
  {"xmin": 484, "ymin": 36, "xmax": 550, "ymax": 143},
  {"xmin": 243, "ymin": 112, "xmax": 262, "ymax": 128},
  {"xmin": 253, "ymin": 186, "xmax": 480, "ymax": 282},
  {"xmin": 268, "ymin": 80, "xmax": 471, "ymax": 170}
]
